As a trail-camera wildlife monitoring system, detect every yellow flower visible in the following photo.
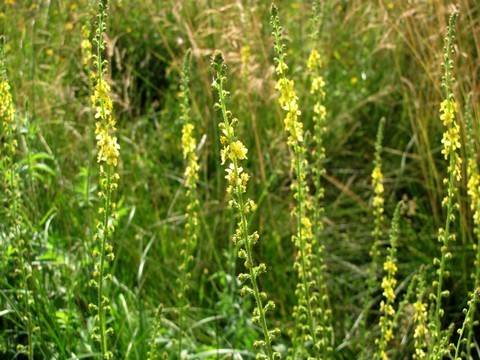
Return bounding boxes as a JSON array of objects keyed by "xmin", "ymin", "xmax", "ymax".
[
  {"xmin": 275, "ymin": 78, "xmax": 296, "ymax": 110},
  {"xmin": 241, "ymin": 45, "xmax": 251, "ymax": 66},
  {"xmin": 383, "ymin": 260, "xmax": 397, "ymax": 274},
  {"xmin": 372, "ymin": 166, "xmax": 384, "ymax": 214},
  {"xmin": 314, "ymin": 103, "xmax": 326, "ymax": 120},
  {"xmin": 81, "ymin": 25, "xmax": 92, "ymax": 66},
  {"xmin": 372, "ymin": 167, "xmax": 383, "ymax": 182},
  {"xmin": 0, "ymin": 81, "xmax": 14, "ymax": 125},
  {"xmin": 230, "ymin": 140, "xmax": 248, "ymax": 160},
  {"xmin": 307, "ymin": 50, "xmax": 322, "ymax": 71},
  {"xmin": 225, "ymin": 163, "xmax": 242, "ymax": 185},
  {"xmin": 381, "ymin": 277, "xmax": 396, "ymax": 302},
  {"xmin": 181, "ymin": 123, "xmax": 196, "ymax": 159},
  {"xmin": 310, "ymin": 76, "xmax": 325, "ymax": 95},
  {"xmin": 441, "ymin": 124, "xmax": 461, "ymax": 159},
  {"xmin": 439, "ymin": 99, "xmax": 457, "ymax": 126},
  {"xmin": 95, "ymin": 122, "xmax": 120, "ymax": 166}
]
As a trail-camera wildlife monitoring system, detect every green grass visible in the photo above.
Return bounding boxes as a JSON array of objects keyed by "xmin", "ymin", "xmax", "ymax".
[{"xmin": 1, "ymin": 1, "xmax": 480, "ymax": 359}]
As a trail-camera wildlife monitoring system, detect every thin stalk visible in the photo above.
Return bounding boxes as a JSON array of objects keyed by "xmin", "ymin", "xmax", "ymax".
[{"xmin": 212, "ymin": 51, "xmax": 279, "ymax": 359}]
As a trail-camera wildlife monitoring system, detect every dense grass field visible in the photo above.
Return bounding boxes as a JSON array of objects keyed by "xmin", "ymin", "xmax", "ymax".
[{"xmin": 1, "ymin": 0, "xmax": 480, "ymax": 359}]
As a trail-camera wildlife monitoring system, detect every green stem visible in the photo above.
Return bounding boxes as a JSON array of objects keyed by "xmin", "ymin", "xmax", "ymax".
[
  {"xmin": 294, "ymin": 149, "xmax": 320, "ymax": 359},
  {"xmin": 98, "ymin": 167, "xmax": 112, "ymax": 357},
  {"xmin": 234, "ymin": 159, "xmax": 274, "ymax": 359},
  {"xmin": 216, "ymin": 70, "xmax": 276, "ymax": 359},
  {"xmin": 177, "ymin": 189, "xmax": 196, "ymax": 358},
  {"xmin": 276, "ymin": 51, "xmax": 320, "ymax": 357},
  {"xmin": 433, "ymin": 119, "xmax": 456, "ymax": 348},
  {"xmin": 7, "ymin": 127, "xmax": 34, "ymax": 359}
]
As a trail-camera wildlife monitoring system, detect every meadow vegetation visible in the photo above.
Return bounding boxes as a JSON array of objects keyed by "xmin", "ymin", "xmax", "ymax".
[{"xmin": 1, "ymin": 0, "xmax": 480, "ymax": 359}]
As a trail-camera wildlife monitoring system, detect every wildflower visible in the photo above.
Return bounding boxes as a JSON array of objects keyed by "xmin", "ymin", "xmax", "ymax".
[
  {"xmin": 81, "ymin": 25, "xmax": 92, "ymax": 67},
  {"xmin": 176, "ymin": 49, "xmax": 200, "ymax": 358},
  {"xmin": 1, "ymin": 39, "xmax": 35, "ymax": 359},
  {"xmin": 271, "ymin": 4, "xmax": 329, "ymax": 357},
  {"xmin": 375, "ymin": 202, "xmax": 402, "ymax": 360},
  {"xmin": 411, "ymin": 268, "xmax": 429, "ymax": 359},
  {"xmin": 0, "ymin": 80, "xmax": 14, "ymax": 125},
  {"xmin": 365, "ymin": 119, "xmax": 386, "ymax": 349},
  {"xmin": 181, "ymin": 123, "xmax": 195, "ymax": 158},
  {"xmin": 229, "ymin": 140, "xmax": 248, "ymax": 160},
  {"xmin": 88, "ymin": 2, "xmax": 119, "ymax": 358},
  {"xmin": 225, "ymin": 163, "xmax": 243, "ymax": 185},
  {"xmin": 440, "ymin": 123, "xmax": 460, "ymax": 158},
  {"xmin": 429, "ymin": 12, "xmax": 460, "ymax": 357},
  {"xmin": 212, "ymin": 50, "xmax": 280, "ymax": 360},
  {"xmin": 372, "ymin": 164, "xmax": 385, "ymax": 212},
  {"xmin": 307, "ymin": 49, "xmax": 321, "ymax": 71},
  {"xmin": 439, "ymin": 99, "xmax": 457, "ymax": 126}
]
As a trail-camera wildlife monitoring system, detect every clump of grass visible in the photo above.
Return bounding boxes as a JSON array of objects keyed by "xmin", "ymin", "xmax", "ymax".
[
  {"xmin": 0, "ymin": 37, "xmax": 36, "ymax": 360},
  {"xmin": 427, "ymin": 11, "xmax": 460, "ymax": 358},
  {"xmin": 211, "ymin": 50, "xmax": 281, "ymax": 360},
  {"xmin": 88, "ymin": 1, "xmax": 120, "ymax": 358},
  {"xmin": 270, "ymin": 4, "xmax": 326, "ymax": 358},
  {"xmin": 374, "ymin": 201, "xmax": 402, "ymax": 360},
  {"xmin": 176, "ymin": 49, "xmax": 200, "ymax": 358}
]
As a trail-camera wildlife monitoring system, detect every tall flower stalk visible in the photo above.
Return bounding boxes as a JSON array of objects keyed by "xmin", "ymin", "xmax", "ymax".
[
  {"xmin": 428, "ymin": 11, "xmax": 460, "ymax": 359},
  {"xmin": 412, "ymin": 267, "xmax": 429, "ymax": 359},
  {"xmin": 88, "ymin": 1, "xmax": 120, "ymax": 359},
  {"xmin": 369, "ymin": 118, "xmax": 386, "ymax": 285},
  {"xmin": 453, "ymin": 289, "xmax": 479, "ymax": 359},
  {"xmin": 270, "ymin": 4, "xmax": 322, "ymax": 358},
  {"xmin": 307, "ymin": 10, "xmax": 333, "ymax": 354},
  {"xmin": 81, "ymin": 14, "xmax": 95, "ymax": 211},
  {"xmin": 363, "ymin": 118, "xmax": 386, "ymax": 346},
  {"xmin": 374, "ymin": 201, "xmax": 402, "ymax": 360},
  {"xmin": 211, "ymin": 51, "xmax": 280, "ymax": 360},
  {"xmin": 465, "ymin": 97, "xmax": 480, "ymax": 354},
  {"xmin": 1, "ymin": 38, "xmax": 35, "ymax": 360},
  {"xmin": 177, "ymin": 49, "xmax": 200, "ymax": 358}
]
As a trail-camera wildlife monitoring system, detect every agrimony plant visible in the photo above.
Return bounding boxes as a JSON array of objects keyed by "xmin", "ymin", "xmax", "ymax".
[
  {"xmin": 0, "ymin": 38, "xmax": 36, "ymax": 360},
  {"xmin": 81, "ymin": 14, "xmax": 95, "ymax": 211},
  {"xmin": 452, "ymin": 289, "xmax": 479, "ymax": 359},
  {"xmin": 369, "ymin": 117, "xmax": 386, "ymax": 286},
  {"xmin": 271, "ymin": 4, "xmax": 323, "ymax": 358},
  {"xmin": 88, "ymin": 1, "xmax": 120, "ymax": 358},
  {"xmin": 465, "ymin": 97, "xmax": 480, "ymax": 354},
  {"xmin": 374, "ymin": 201, "xmax": 402, "ymax": 360},
  {"xmin": 465, "ymin": 98, "xmax": 480, "ymax": 289},
  {"xmin": 211, "ymin": 50, "xmax": 280, "ymax": 360},
  {"xmin": 147, "ymin": 305, "xmax": 167, "ymax": 360},
  {"xmin": 362, "ymin": 117, "xmax": 386, "ymax": 346},
  {"xmin": 428, "ymin": 11, "xmax": 460, "ymax": 359},
  {"xmin": 412, "ymin": 267, "xmax": 429, "ymax": 359},
  {"xmin": 176, "ymin": 49, "xmax": 200, "ymax": 358},
  {"xmin": 307, "ymin": 4, "xmax": 333, "ymax": 355}
]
